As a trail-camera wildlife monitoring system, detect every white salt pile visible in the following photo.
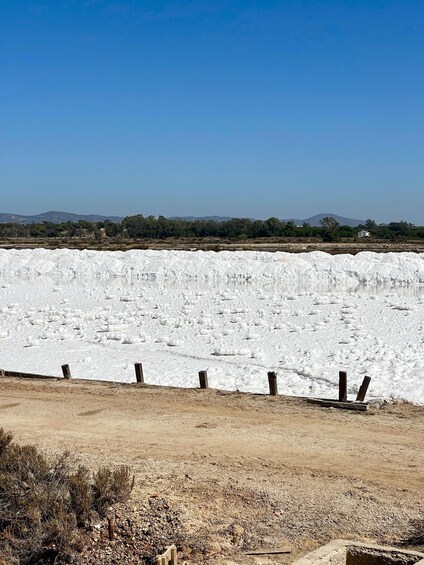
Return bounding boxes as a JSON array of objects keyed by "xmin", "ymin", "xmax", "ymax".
[{"xmin": 0, "ymin": 249, "xmax": 423, "ymax": 404}]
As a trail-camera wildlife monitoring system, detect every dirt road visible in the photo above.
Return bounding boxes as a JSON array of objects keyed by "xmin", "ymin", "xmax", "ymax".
[
  {"xmin": 2, "ymin": 237, "xmax": 424, "ymax": 254},
  {"xmin": 0, "ymin": 377, "xmax": 423, "ymax": 563}
]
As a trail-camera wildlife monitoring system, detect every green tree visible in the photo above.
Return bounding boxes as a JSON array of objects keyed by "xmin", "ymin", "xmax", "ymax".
[{"xmin": 320, "ymin": 217, "xmax": 340, "ymax": 242}]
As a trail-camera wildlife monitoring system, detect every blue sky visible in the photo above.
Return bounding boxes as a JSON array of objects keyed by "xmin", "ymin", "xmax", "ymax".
[{"xmin": 1, "ymin": 1, "xmax": 423, "ymax": 222}]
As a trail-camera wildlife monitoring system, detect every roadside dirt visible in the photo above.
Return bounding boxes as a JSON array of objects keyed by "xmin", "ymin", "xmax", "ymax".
[
  {"xmin": 0, "ymin": 377, "xmax": 423, "ymax": 563},
  {"xmin": 2, "ymin": 237, "xmax": 424, "ymax": 254}
]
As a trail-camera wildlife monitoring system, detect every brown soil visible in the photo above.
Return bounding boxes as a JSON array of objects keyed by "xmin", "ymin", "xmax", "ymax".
[
  {"xmin": 1, "ymin": 237, "xmax": 424, "ymax": 254},
  {"xmin": 0, "ymin": 377, "xmax": 423, "ymax": 563}
]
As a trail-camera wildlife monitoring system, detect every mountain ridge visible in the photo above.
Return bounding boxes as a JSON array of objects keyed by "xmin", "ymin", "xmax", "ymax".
[
  {"xmin": 284, "ymin": 213, "xmax": 366, "ymax": 227},
  {"xmin": 0, "ymin": 211, "xmax": 366, "ymax": 227},
  {"xmin": 171, "ymin": 213, "xmax": 366, "ymax": 227},
  {"xmin": 0, "ymin": 211, "xmax": 124, "ymax": 224}
]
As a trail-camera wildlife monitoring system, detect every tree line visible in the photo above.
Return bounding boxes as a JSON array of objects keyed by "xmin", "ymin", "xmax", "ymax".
[{"xmin": 0, "ymin": 216, "xmax": 423, "ymax": 241}]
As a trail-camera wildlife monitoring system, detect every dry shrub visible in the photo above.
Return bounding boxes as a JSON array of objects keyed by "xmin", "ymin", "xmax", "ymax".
[
  {"xmin": 0, "ymin": 430, "xmax": 13, "ymax": 456},
  {"xmin": 93, "ymin": 466, "xmax": 135, "ymax": 515},
  {"xmin": 0, "ymin": 436, "xmax": 77, "ymax": 564},
  {"xmin": 68, "ymin": 465, "xmax": 93, "ymax": 526},
  {"xmin": 0, "ymin": 429, "xmax": 134, "ymax": 564}
]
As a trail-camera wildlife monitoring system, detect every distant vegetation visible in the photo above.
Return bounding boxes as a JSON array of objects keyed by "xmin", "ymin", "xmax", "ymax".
[{"xmin": 0, "ymin": 216, "xmax": 423, "ymax": 241}]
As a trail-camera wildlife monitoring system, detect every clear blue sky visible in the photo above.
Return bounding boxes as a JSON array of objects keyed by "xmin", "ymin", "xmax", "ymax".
[{"xmin": 1, "ymin": 1, "xmax": 423, "ymax": 223}]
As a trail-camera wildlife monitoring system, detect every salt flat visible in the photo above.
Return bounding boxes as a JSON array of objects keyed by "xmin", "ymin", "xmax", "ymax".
[{"xmin": 0, "ymin": 249, "xmax": 423, "ymax": 403}]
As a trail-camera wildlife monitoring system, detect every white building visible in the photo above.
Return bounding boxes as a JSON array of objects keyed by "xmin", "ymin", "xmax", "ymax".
[{"xmin": 358, "ymin": 230, "xmax": 371, "ymax": 238}]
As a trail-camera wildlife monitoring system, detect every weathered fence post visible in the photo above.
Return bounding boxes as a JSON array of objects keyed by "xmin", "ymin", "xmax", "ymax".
[
  {"xmin": 198, "ymin": 370, "xmax": 208, "ymax": 389},
  {"xmin": 356, "ymin": 376, "xmax": 371, "ymax": 402},
  {"xmin": 268, "ymin": 371, "xmax": 278, "ymax": 396},
  {"xmin": 134, "ymin": 363, "xmax": 144, "ymax": 384},
  {"xmin": 107, "ymin": 517, "xmax": 115, "ymax": 541},
  {"xmin": 61, "ymin": 364, "xmax": 71, "ymax": 379},
  {"xmin": 338, "ymin": 371, "xmax": 347, "ymax": 402}
]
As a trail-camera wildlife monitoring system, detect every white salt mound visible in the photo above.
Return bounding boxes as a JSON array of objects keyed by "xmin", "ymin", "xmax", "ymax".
[{"xmin": 0, "ymin": 249, "xmax": 423, "ymax": 404}]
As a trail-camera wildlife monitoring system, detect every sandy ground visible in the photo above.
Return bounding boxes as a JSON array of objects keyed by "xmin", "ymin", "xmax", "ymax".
[{"xmin": 0, "ymin": 377, "xmax": 423, "ymax": 563}]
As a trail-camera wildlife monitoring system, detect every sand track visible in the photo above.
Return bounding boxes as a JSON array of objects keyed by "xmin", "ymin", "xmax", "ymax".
[{"xmin": 0, "ymin": 377, "xmax": 423, "ymax": 563}]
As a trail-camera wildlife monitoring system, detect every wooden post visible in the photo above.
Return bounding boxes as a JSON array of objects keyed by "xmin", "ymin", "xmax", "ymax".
[
  {"xmin": 61, "ymin": 364, "xmax": 71, "ymax": 379},
  {"xmin": 156, "ymin": 545, "xmax": 177, "ymax": 565},
  {"xmin": 199, "ymin": 370, "xmax": 208, "ymax": 389},
  {"xmin": 356, "ymin": 376, "xmax": 371, "ymax": 402},
  {"xmin": 339, "ymin": 371, "xmax": 347, "ymax": 402},
  {"xmin": 268, "ymin": 371, "xmax": 278, "ymax": 396},
  {"xmin": 134, "ymin": 363, "xmax": 144, "ymax": 384},
  {"xmin": 107, "ymin": 517, "xmax": 115, "ymax": 541}
]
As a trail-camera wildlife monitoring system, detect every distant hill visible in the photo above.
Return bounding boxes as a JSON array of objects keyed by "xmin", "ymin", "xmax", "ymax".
[
  {"xmin": 170, "ymin": 216, "xmax": 237, "ymax": 222},
  {"xmin": 0, "ymin": 211, "xmax": 365, "ymax": 227},
  {"xmin": 0, "ymin": 211, "xmax": 124, "ymax": 224},
  {"xmin": 284, "ymin": 213, "xmax": 365, "ymax": 227},
  {"xmin": 172, "ymin": 213, "xmax": 366, "ymax": 227}
]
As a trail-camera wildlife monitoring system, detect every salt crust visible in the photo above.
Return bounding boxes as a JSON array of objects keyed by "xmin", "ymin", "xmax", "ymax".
[{"xmin": 0, "ymin": 249, "xmax": 423, "ymax": 404}]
